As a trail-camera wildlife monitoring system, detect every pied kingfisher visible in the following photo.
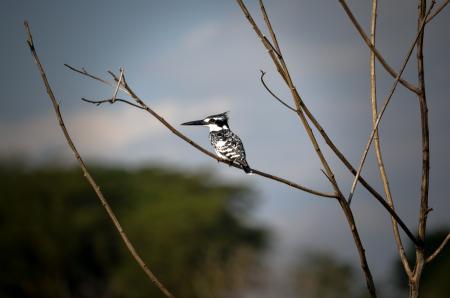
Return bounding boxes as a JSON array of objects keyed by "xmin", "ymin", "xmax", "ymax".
[{"xmin": 181, "ymin": 112, "xmax": 251, "ymax": 174}]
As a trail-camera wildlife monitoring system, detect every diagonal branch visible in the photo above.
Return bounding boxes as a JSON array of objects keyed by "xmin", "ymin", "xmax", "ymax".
[
  {"xmin": 24, "ymin": 21, "xmax": 175, "ymax": 298},
  {"xmin": 426, "ymin": 232, "xmax": 450, "ymax": 263},
  {"xmin": 426, "ymin": 0, "xmax": 449, "ymax": 23},
  {"xmin": 65, "ymin": 65, "xmax": 337, "ymax": 199},
  {"xmin": 259, "ymin": 52, "xmax": 420, "ymax": 248},
  {"xmin": 347, "ymin": 2, "xmax": 435, "ymax": 208},
  {"xmin": 259, "ymin": 0, "xmax": 282, "ymax": 57},
  {"xmin": 64, "ymin": 63, "xmax": 116, "ymax": 88},
  {"xmin": 237, "ymin": 1, "xmax": 376, "ymax": 297},
  {"xmin": 338, "ymin": 0, "xmax": 419, "ymax": 94},
  {"xmin": 111, "ymin": 67, "xmax": 124, "ymax": 103},
  {"xmin": 240, "ymin": 0, "xmax": 342, "ymax": 196},
  {"xmin": 368, "ymin": 0, "xmax": 411, "ymax": 276}
]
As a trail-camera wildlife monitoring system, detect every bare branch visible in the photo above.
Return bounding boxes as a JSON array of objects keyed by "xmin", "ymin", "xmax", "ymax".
[
  {"xmin": 259, "ymin": 0, "xmax": 282, "ymax": 55},
  {"xmin": 338, "ymin": 0, "xmax": 419, "ymax": 94},
  {"xmin": 426, "ymin": 232, "xmax": 450, "ymax": 263},
  {"xmin": 347, "ymin": 1, "xmax": 435, "ymax": 208},
  {"xmin": 64, "ymin": 63, "xmax": 116, "ymax": 88},
  {"xmin": 257, "ymin": 1, "xmax": 296, "ymax": 104},
  {"xmin": 237, "ymin": 1, "xmax": 376, "ymax": 296},
  {"xmin": 111, "ymin": 67, "xmax": 124, "ymax": 103},
  {"xmin": 338, "ymin": 198, "xmax": 377, "ymax": 297},
  {"xmin": 416, "ymin": 0, "xmax": 432, "ymax": 261},
  {"xmin": 368, "ymin": 0, "xmax": 412, "ymax": 276},
  {"xmin": 81, "ymin": 97, "xmax": 145, "ymax": 110},
  {"xmin": 410, "ymin": 2, "xmax": 435, "ymax": 295},
  {"xmin": 76, "ymin": 66, "xmax": 421, "ymax": 252},
  {"xmin": 25, "ymin": 21, "xmax": 175, "ymax": 298},
  {"xmin": 320, "ymin": 169, "xmax": 334, "ymax": 185},
  {"xmin": 67, "ymin": 65, "xmax": 337, "ymax": 199},
  {"xmin": 260, "ymin": 70, "xmax": 297, "ymax": 112},
  {"xmin": 245, "ymin": 0, "xmax": 342, "ymax": 196},
  {"xmin": 260, "ymin": 70, "xmax": 420, "ymax": 248},
  {"xmin": 426, "ymin": 0, "xmax": 449, "ymax": 23},
  {"xmin": 251, "ymin": 2, "xmax": 420, "ymax": 249},
  {"xmin": 236, "ymin": 0, "xmax": 289, "ymax": 85}
]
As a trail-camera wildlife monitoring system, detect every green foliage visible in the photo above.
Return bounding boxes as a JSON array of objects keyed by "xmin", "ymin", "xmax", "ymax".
[{"xmin": 0, "ymin": 164, "xmax": 267, "ymax": 298}]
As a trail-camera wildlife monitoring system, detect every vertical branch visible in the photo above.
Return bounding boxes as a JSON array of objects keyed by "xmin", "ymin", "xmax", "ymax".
[
  {"xmin": 347, "ymin": 1, "xmax": 435, "ymax": 205},
  {"xmin": 369, "ymin": 0, "xmax": 412, "ymax": 277},
  {"xmin": 411, "ymin": 0, "xmax": 431, "ymax": 297},
  {"xmin": 237, "ymin": 1, "xmax": 377, "ymax": 297},
  {"xmin": 416, "ymin": 0, "xmax": 430, "ymax": 251},
  {"xmin": 24, "ymin": 21, "xmax": 174, "ymax": 298}
]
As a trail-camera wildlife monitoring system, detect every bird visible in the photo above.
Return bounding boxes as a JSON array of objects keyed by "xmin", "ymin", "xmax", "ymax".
[{"xmin": 181, "ymin": 112, "xmax": 252, "ymax": 174}]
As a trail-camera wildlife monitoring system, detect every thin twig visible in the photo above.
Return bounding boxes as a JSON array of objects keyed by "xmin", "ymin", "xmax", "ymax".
[
  {"xmin": 76, "ymin": 68, "xmax": 420, "ymax": 250},
  {"xmin": 24, "ymin": 21, "xmax": 175, "ymax": 298},
  {"xmin": 426, "ymin": 232, "xmax": 450, "ymax": 263},
  {"xmin": 250, "ymin": 1, "xmax": 420, "ymax": 248},
  {"xmin": 251, "ymin": 0, "xmax": 343, "ymax": 196},
  {"xmin": 347, "ymin": 2, "xmax": 435, "ymax": 206},
  {"xmin": 426, "ymin": 0, "xmax": 449, "ymax": 23},
  {"xmin": 237, "ymin": 1, "xmax": 376, "ymax": 297},
  {"xmin": 368, "ymin": 0, "xmax": 412, "ymax": 276},
  {"xmin": 337, "ymin": 198, "xmax": 377, "ymax": 297},
  {"xmin": 320, "ymin": 169, "xmax": 334, "ymax": 184},
  {"xmin": 81, "ymin": 97, "xmax": 145, "ymax": 110},
  {"xmin": 259, "ymin": 67, "xmax": 420, "ymax": 248},
  {"xmin": 338, "ymin": 0, "xmax": 419, "ymax": 94},
  {"xmin": 260, "ymin": 70, "xmax": 297, "ymax": 112},
  {"xmin": 236, "ymin": 0, "xmax": 289, "ymax": 85},
  {"xmin": 66, "ymin": 65, "xmax": 337, "ymax": 199},
  {"xmin": 64, "ymin": 63, "xmax": 116, "ymax": 88},
  {"xmin": 410, "ymin": 2, "xmax": 434, "ymax": 295},
  {"xmin": 111, "ymin": 67, "xmax": 124, "ymax": 103},
  {"xmin": 262, "ymin": 36, "xmax": 282, "ymax": 58},
  {"xmin": 259, "ymin": 0, "xmax": 282, "ymax": 55},
  {"xmin": 257, "ymin": 0, "xmax": 294, "ymax": 92}
]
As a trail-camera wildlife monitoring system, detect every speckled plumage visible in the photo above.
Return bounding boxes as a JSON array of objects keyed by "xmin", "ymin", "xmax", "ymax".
[
  {"xmin": 209, "ymin": 129, "xmax": 250, "ymax": 173},
  {"xmin": 181, "ymin": 112, "xmax": 251, "ymax": 173}
]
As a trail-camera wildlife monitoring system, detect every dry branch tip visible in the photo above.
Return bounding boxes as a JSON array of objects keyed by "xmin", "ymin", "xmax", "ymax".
[{"xmin": 24, "ymin": 20, "xmax": 174, "ymax": 298}]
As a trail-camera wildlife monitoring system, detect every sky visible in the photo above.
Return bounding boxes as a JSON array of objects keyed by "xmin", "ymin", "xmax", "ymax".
[{"xmin": 1, "ymin": 0, "xmax": 450, "ymax": 296}]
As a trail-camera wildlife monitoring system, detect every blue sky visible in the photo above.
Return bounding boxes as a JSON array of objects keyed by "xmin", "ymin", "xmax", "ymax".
[{"xmin": 2, "ymin": 0, "xmax": 450, "ymax": 296}]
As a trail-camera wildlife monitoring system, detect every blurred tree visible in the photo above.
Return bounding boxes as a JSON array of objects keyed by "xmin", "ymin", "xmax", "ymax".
[
  {"xmin": 294, "ymin": 251, "xmax": 369, "ymax": 298},
  {"xmin": 0, "ymin": 163, "xmax": 267, "ymax": 298},
  {"xmin": 394, "ymin": 229, "xmax": 450, "ymax": 298}
]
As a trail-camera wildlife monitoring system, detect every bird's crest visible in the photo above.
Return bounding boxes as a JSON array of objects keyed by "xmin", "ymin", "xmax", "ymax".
[{"xmin": 207, "ymin": 111, "xmax": 229, "ymax": 121}]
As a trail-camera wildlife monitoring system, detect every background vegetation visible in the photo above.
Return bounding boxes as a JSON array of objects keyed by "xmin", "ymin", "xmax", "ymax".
[
  {"xmin": 0, "ymin": 163, "xmax": 267, "ymax": 298},
  {"xmin": 1, "ymin": 161, "xmax": 448, "ymax": 297}
]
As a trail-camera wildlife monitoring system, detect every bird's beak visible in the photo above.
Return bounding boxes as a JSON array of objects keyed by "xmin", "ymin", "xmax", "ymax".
[{"xmin": 181, "ymin": 119, "xmax": 206, "ymax": 126}]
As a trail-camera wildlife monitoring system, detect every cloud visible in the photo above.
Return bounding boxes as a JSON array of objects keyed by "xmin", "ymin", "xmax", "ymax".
[
  {"xmin": 0, "ymin": 96, "xmax": 234, "ymax": 164},
  {"xmin": 181, "ymin": 21, "xmax": 221, "ymax": 50}
]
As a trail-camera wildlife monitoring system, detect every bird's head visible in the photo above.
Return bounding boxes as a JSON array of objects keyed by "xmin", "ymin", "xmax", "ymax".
[{"xmin": 181, "ymin": 112, "xmax": 230, "ymax": 132}]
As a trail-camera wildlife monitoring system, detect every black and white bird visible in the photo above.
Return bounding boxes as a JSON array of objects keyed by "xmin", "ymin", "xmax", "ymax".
[{"xmin": 181, "ymin": 112, "xmax": 251, "ymax": 174}]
